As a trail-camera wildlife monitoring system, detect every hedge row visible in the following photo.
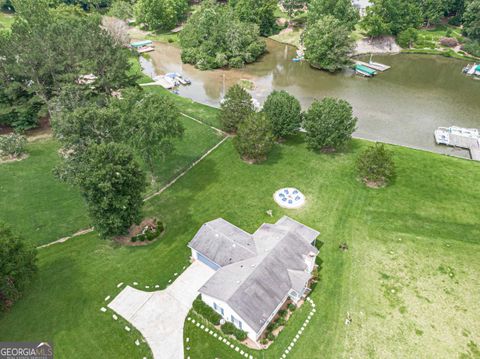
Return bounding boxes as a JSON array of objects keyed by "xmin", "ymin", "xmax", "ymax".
[{"xmin": 192, "ymin": 297, "xmax": 222, "ymax": 325}]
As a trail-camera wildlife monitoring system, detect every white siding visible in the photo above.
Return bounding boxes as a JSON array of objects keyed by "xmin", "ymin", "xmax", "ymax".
[{"xmin": 201, "ymin": 293, "xmax": 259, "ymax": 341}]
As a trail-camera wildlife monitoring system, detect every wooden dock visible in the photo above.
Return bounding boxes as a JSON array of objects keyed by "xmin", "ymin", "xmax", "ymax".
[
  {"xmin": 355, "ymin": 60, "xmax": 391, "ymax": 72},
  {"xmin": 434, "ymin": 127, "xmax": 480, "ymax": 162}
]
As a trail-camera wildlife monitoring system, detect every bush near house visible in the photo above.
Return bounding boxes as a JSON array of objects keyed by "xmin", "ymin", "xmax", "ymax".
[
  {"xmin": 221, "ymin": 322, "xmax": 248, "ymax": 341},
  {"xmin": 192, "ymin": 297, "xmax": 222, "ymax": 325}
]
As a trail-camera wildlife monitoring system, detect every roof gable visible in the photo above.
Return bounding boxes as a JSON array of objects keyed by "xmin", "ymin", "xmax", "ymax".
[
  {"xmin": 199, "ymin": 220, "xmax": 319, "ymax": 333},
  {"xmin": 188, "ymin": 218, "xmax": 256, "ymax": 267}
]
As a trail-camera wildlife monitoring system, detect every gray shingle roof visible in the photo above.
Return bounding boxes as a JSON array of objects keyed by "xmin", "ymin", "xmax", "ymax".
[
  {"xmin": 196, "ymin": 217, "xmax": 319, "ymax": 334},
  {"xmin": 188, "ymin": 218, "xmax": 256, "ymax": 267}
]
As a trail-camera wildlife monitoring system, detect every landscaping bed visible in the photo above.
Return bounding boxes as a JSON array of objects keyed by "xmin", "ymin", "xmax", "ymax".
[{"xmin": 113, "ymin": 218, "xmax": 164, "ymax": 246}]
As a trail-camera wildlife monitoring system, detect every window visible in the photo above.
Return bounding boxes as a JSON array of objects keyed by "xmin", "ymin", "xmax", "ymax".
[
  {"xmin": 213, "ymin": 302, "xmax": 224, "ymax": 315},
  {"xmin": 231, "ymin": 315, "xmax": 242, "ymax": 329}
]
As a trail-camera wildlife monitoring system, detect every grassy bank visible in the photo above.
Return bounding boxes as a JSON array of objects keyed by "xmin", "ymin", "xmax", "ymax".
[{"xmin": 1, "ymin": 134, "xmax": 479, "ymax": 358}]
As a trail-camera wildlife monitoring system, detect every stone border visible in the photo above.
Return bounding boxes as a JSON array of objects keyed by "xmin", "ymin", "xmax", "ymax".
[
  {"xmin": 185, "ymin": 316, "xmax": 254, "ymax": 359},
  {"xmin": 187, "ymin": 296, "xmax": 317, "ymax": 359}
]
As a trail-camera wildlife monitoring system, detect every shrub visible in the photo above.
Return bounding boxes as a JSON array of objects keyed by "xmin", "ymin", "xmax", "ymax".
[
  {"xmin": 303, "ymin": 97, "xmax": 357, "ymax": 151},
  {"xmin": 234, "ymin": 112, "xmax": 275, "ymax": 163},
  {"xmin": 462, "ymin": 40, "xmax": 480, "ymax": 57},
  {"xmin": 288, "ymin": 303, "xmax": 297, "ymax": 311},
  {"xmin": 356, "ymin": 143, "xmax": 396, "ymax": 187},
  {"xmin": 262, "ymin": 90, "xmax": 302, "ymax": 139},
  {"xmin": 278, "ymin": 309, "xmax": 287, "ymax": 318},
  {"xmin": 221, "ymin": 321, "xmax": 247, "ymax": 341},
  {"xmin": 0, "ymin": 223, "xmax": 37, "ymax": 312},
  {"xmin": 439, "ymin": 37, "xmax": 458, "ymax": 47},
  {"xmin": 233, "ymin": 328, "xmax": 247, "ymax": 341},
  {"xmin": 397, "ymin": 28, "xmax": 418, "ymax": 48},
  {"xmin": 277, "ymin": 317, "xmax": 286, "ymax": 326},
  {"xmin": 0, "ymin": 133, "xmax": 27, "ymax": 159},
  {"xmin": 267, "ymin": 332, "xmax": 275, "ymax": 341},
  {"xmin": 260, "ymin": 338, "xmax": 268, "ymax": 345},
  {"xmin": 193, "ymin": 297, "xmax": 222, "ymax": 325},
  {"xmin": 445, "ymin": 28, "xmax": 453, "ymax": 37}
]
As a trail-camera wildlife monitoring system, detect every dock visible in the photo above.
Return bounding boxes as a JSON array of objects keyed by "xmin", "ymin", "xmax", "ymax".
[
  {"xmin": 434, "ymin": 126, "xmax": 480, "ymax": 161},
  {"xmin": 355, "ymin": 64, "xmax": 377, "ymax": 77},
  {"xmin": 355, "ymin": 60, "xmax": 391, "ymax": 72}
]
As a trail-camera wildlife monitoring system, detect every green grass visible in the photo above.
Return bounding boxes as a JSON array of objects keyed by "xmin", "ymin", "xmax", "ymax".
[
  {"xmin": 1, "ymin": 134, "xmax": 479, "ymax": 358},
  {"xmin": 408, "ymin": 24, "xmax": 480, "ymax": 61},
  {"xmin": 0, "ymin": 140, "xmax": 90, "ymax": 246},
  {"xmin": 0, "ymin": 11, "xmax": 14, "ymax": 30},
  {"xmin": 143, "ymin": 85, "xmax": 222, "ymax": 129},
  {"xmin": 0, "ymin": 119, "xmax": 221, "ymax": 247}
]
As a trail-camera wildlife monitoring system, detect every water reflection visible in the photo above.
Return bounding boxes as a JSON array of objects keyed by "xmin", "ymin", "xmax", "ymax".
[{"xmin": 143, "ymin": 40, "xmax": 480, "ymax": 157}]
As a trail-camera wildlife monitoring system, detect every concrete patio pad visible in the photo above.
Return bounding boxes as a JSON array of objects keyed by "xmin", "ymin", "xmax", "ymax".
[{"xmin": 108, "ymin": 261, "xmax": 215, "ymax": 359}]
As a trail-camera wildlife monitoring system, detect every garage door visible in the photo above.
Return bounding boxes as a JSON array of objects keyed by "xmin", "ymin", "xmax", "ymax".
[{"xmin": 196, "ymin": 252, "xmax": 220, "ymax": 270}]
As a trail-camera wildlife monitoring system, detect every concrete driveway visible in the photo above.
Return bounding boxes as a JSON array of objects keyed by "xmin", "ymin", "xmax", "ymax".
[{"xmin": 108, "ymin": 261, "xmax": 215, "ymax": 359}]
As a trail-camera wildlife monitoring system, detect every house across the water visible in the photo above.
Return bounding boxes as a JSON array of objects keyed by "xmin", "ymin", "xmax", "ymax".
[{"xmin": 188, "ymin": 216, "xmax": 320, "ymax": 342}]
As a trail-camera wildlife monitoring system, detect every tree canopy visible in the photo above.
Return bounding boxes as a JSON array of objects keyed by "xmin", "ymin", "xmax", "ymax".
[
  {"xmin": 218, "ymin": 84, "xmax": 255, "ymax": 133},
  {"xmin": 303, "ymin": 15, "xmax": 354, "ymax": 72},
  {"xmin": 77, "ymin": 143, "xmax": 146, "ymax": 238},
  {"xmin": 308, "ymin": 0, "xmax": 360, "ymax": 30},
  {"xmin": 463, "ymin": 0, "xmax": 480, "ymax": 40},
  {"xmin": 0, "ymin": 0, "xmax": 134, "ymax": 130},
  {"xmin": 0, "ymin": 223, "xmax": 37, "ymax": 312},
  {"xmin": 135, "ymin": 0, "xmax": 188, "ymax": 30},
  {"xmin": 230, "ymin": 0, "xmax": 277, "ymax": 36},
  {"xmin": 118, "ymin": 90, "xmax": 184, "ymax": 181},
  {"xmin": 179, "ymin": 0, "xmax": 266, "ymax": 70},
  {"xmin": 262, "ymin": 90, "xmax": 302, "ymax": 139},
  {"xmin": 303, "ymin": 97, "xmax": 357, "ymax": 151},
  {"xmin": 234, "ymin": 112, "xmax": 274, "ymax": 163}
]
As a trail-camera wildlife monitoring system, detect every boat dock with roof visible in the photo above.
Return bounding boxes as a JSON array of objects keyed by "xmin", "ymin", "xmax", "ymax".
[
  {"xmin": 354, "ymin": 64, "xmax": 377, "ymax": 77},
  {"xmin": 434, "ymin": 126, "xmax": 480, "ymax": 161}
]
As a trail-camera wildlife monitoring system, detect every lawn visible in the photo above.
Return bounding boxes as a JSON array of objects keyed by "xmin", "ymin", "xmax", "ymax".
[
  {"xmin": 1, "ymin": 134, "xmax": 479, "ymax": 358},
  {"xmin": 0, "ymin": 115, "xmax": 222, "ymax": 247},
  {"xmin": 0, "ymin": 11, "xmax": 14, "ymax": 30}
]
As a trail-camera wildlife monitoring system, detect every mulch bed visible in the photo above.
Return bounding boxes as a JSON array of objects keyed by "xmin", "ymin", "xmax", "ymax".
[{"xmin": 113, "ymin": 218, "xmax": 164, "ymax": 246}]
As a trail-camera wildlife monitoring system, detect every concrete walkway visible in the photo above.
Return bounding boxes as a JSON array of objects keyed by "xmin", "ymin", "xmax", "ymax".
[{"xmin": 108, "ymin": 261, "xmax": 215, "ymax": 359}]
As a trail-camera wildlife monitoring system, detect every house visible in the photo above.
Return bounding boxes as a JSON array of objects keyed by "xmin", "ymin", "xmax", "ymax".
[{"xmin": 188, "ymin": 216, "xmax": 320, "ymax": 342}]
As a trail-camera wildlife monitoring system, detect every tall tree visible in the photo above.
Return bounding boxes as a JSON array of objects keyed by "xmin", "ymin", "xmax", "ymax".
[
  {"xmin": 303, "ymin": 15, "xmax": 354, "ymax": 72},
  {"xmin": 230, "ymin": 0, "xmax": 277, "ymax": 36},
  {"xmin": 0, "ymin": 223, "xmax": 37, "ymax": 312},
  {"xmin": 308, "ymin": 0, "xmax": 359, "ymax": 30},
  {"xmin": 421, "ymin": 0, "xmax": 448, "ymax": 27},
  {"xmin": 463, "ymin": 0, "xmax": 480, "ymax": 40},
  {"xmin": 1, "ymin": 0, "xmax": 134, "ymax": 120},
  {"xmin": 303, "ymin": 97, "xmax": 357, "ymax": 151},
  {"xmin": 234, "ymin": 112, "xmax": 274, "ymax": 163},
  {"xmin": 361, "ymin": 0, "xmax": 422, "ymax": 36},
  {"xmin": 218, "ymin": 84, "xmax": 255, "ymax": 133},
  {"xmin": 77, "ymin": 143, "xmax": 146, "ymax": 238},
  {"xmin": 262, "ymin": 90, "xmax": 302, "ymax": 140},
  {"xmin": 135, "ymin": 0, "xmax": 188, "ymax": 30},
  {"xmin": 118, "ymin": 90, "xmax": 184, "ymax": 182}
]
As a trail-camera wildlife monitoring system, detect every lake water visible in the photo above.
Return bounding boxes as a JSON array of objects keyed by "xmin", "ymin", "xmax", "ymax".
[{"xmin": 146, "ymin": 39, "xmax": 480, "ymax": 157}]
